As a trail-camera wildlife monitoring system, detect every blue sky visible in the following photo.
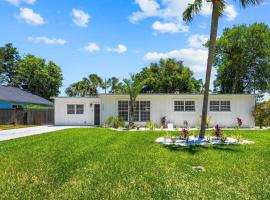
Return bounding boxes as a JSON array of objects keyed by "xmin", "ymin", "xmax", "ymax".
[{"xmin": 0, "ymin": 0, "xmax": 270, "ymax": 97}]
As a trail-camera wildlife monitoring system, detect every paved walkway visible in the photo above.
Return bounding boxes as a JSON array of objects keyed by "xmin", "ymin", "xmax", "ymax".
[{"xmin": 0, "ymin": 125, "xmax": 85, "ymax": 142}]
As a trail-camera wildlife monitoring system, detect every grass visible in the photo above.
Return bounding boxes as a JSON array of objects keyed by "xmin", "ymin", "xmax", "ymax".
[
  {"xmin": 0, "ymin": 128, "xmax": 269, "ymax": 200},
  {"xmin": 0, "ymin": 124, "xmax": 34, "ymax": 130}
]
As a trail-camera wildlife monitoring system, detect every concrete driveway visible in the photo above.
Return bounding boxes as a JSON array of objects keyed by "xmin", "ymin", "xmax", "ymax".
[{"xmin": 0, "ymin": 125, "xmax": 84, "ymax": 142}]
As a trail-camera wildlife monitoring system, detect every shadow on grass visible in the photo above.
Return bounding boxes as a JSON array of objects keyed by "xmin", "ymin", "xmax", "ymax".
[{"xmin": 164, "ymin": 144, "xmax": 242, "ymax": 155}]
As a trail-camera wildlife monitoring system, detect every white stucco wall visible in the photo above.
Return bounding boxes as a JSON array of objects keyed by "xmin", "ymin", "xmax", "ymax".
[
  {"xmin": 54, "ymin": 97, "xmax": 100, "ymax": 126},
  {"xmin": 100, "ymin": 94, "xmax": 255, "ymax": 128},
  {"xmin": 54, "ymin": 94, "xmax": 255, "ymax": 128}
]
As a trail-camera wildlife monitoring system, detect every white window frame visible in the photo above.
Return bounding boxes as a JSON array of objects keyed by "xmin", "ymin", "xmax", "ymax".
[
  {"xmin": 209, "ymin": 100, "xmax": 231, "ymax": 112},
  {"xmin": 76, "ymin": 104, "xmax": 84, "ymax": 114},
  {"xmin": 67, "ymin": 104, "xmax": 75, "ymax": 114},
  {"xmin": 174, "ymin": 100, "xmax": 195, "ymax": 112},
  {"xmin": 118, "ymin": 101, "xmax": 129, "ymax": 121},
  {"xmin": 67, "ymin": 104, "xmax": 84, "ymax": 115},
  {"xmin": 118, "ymin": 100, "xmax": 151, "ymax": 122}
]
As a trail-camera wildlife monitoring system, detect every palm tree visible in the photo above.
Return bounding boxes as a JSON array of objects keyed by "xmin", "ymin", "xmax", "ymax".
[
  {"xmin": 123, "ymin": 75, "xmax": 145, "ymax": 127},
  {"xmin": 65, "ymin": 74, "xmax": 103, "ymax": 97},
  {"xmin": 183, "ymin": 0, "xmax": 262, "ymax": 138},
  {"xmin": 65, "ymin": 80, "xmax": 89, "ymax": 96},
  {"xmin": 100, "ymin": 78, "xmax": 110, "ymax": 94},
  {"xmin": 84, "ymin": 74, "xmax": 103, "ymax": 96}
]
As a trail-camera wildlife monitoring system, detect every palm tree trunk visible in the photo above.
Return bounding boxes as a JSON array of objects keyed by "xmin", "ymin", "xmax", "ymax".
[
  {"xmin": 199, "ymin": 1, "xmax": 220, "ymax": 138},
  {"xmin": 129, "ymin": 98, "xmax": 135, "ymax": 127}
]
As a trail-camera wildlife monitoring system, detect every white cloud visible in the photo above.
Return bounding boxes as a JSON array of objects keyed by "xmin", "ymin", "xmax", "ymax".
[
  {"xmin": 129, "ymin": 0, "xmax": 213, "ymax": 33},
  {"xmin": 72, "ymin": 9, "xmax": 90, "ymax": 27},
  {"xmin": 200, "ymin": 2, "xmax": 212, "ymax": 16},
  {"xmin": 130, "ymin": 0, "xmax": 238, "ymax": 33},
  {"xmin": 129, "ymin": 0, "xmax": 160, "ymax": 23},
  {"xmin": 4, "ymin": 0, "xmax": 36, "ymax": 7},
  {"xmin": 19, "ymin": 8, "xmax": 44, "ymax": 25},
  {"xmin": 83, "ymin": 42, "xmax": 100, "ymax": 52},
  {"xmin": 224, "ymin": 4, "xmax": 238, "ymax": 21},
  {"xmin": 28, "ymin": 36, "xmax": 66, "ymax": 45},
  {"xmin": 152, "ymin": 21, "xmax": 188, "ymax": 33},
  {"xmin": 107, "ymin": 44, "xmax": 128, "ymax": 53},
  {"xmin": 144, "ymin": 48, "xmax": 208, "ymax": 72},
  {"xmin": 188, "ymin": 34, "xmax": 208, "ymax": 48}
]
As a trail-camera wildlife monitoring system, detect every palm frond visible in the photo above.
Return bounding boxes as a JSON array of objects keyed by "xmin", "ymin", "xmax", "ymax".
[
  {"xmin": 218, "ymin": 0, "xmax": 226, "ymax": 17},
  {"xmin": 238, "ymin": 0, "xmax": 263, "ymax": 8},
  {"xmin": 183, "ymin": 0, "xmax": 203, "ymax": 22}
]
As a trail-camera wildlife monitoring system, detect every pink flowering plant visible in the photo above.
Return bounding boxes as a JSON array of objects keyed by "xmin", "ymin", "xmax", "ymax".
[
  {"xmin": 214, "ymin": 124, "xmax": 222, "ymax": 137},
  {"xmin": 181, "ymin": 128, "xmax": 189, "ymax": 143},
  {"xmin": 237, "ymin": 117, "xmax": 243, "ymax": 128}
]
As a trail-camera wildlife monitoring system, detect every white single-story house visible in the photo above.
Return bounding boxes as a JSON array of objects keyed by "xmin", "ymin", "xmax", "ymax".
[{"xmin": 53, "ymin": 94, "xmax": 255, "ymax": 128}]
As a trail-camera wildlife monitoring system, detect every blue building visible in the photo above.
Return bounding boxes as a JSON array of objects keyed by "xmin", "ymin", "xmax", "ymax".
[{"xmin": 0, "ymin": 85, "xmax": 53, "ymax": 109}]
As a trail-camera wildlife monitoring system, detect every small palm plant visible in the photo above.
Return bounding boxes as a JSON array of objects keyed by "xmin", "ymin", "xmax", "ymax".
[
  {"xmin": 123, "ymin": 75, "xmax": 146, "ymax": 127},
  {"xmin": 183, "ymin": 0, "xmax": 263, "ymax": 138}
]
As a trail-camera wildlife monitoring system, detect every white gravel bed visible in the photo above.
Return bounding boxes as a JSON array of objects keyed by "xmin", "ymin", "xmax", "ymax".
[{"xmin": 155, "ymin": 136, "xmax": 254, "ymax": 146}]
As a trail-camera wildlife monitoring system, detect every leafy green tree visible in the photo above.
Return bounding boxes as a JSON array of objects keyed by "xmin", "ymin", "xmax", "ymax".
[
  {"xmin": 15, "ymin": 54, "xmax": 63, "ymax": 99},
  {"xmin": 183, "ymin": 0, "xmax": 262, "ymax": 137},
  {"xmin": 134, "ymin": 59, "xmax": 202, "ymax": 93},
  {"xmin": 214, "ymin": 23, "xmax": 270, "ymax": 97},
  {"xmin": 0, "ymin": 43, "xmax": 20, "ymax": 85},
  {"xmin": 123, "ymin": 75, "xmax": 146, "ymax": 127}
]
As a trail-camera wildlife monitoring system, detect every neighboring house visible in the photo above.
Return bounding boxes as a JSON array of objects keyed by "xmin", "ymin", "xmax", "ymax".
[
  {"xmin": 53, "ymin": 94, "xmax": 255, "ymax": 128},
  {"xmin": 0, "ymin": 85, "xmax": 53, "ymax": 109}
]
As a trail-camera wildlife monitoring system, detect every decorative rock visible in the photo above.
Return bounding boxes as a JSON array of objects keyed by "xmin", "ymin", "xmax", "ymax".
[{"xmin": 192, "ymin": 166, "xmax": 205, "ymax": 172}]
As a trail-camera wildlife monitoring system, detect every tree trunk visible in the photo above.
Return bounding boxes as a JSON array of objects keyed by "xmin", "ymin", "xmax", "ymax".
[
  {"xmin": 129, "ymin": 97, "xmax": 135, "ymax": 127},
  {"xmin": 199, "ymin": 1, "xmax": 220, "ymax": 138},
  {"xmin": 232, "ymin": 69, "xmax": 238, "ymax": 93}
]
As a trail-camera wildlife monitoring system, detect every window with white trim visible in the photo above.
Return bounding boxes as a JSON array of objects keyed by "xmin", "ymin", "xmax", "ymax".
[
  {"xmin": 76, "ymin": 104, "xmax": 84, "ymax": 114},
  {"xmin": 118, "ymin": 100, "xmax": 150, "ymax": 122},
  {"xmin": 67, "ymin": 104, "xmax": 75, "ymax": 114},
  {"xmin": 67, "ymin": 104, "xmax": 84, "ymax": 114},
  {"xmin": 220, "ymin": 101, "xmax": 231, "ymax": 111},
  {"xmin": 210, "ymin": 100, "xmax": 231, "ymax": 112},
  {"xmin": 209, "ymin": 101, "xmax": 220, "ymax": 111},
  {"xmin": 185, "ymin": 101, "xmax": 195, "ymax": 111},
  {"xmin": 174, "ymin": 101, "xmax": 195, "ymax": 111},
  {"xmin": 140, "ymin": 101, "xmax": 150, "ymax": 121},
  {"xmin": 174, "ymin": 101, "xmax": 184, "ymax": 111},
  {"xmin": 118, "ymin": 101, "xmax": 129, "ymax": 121}
]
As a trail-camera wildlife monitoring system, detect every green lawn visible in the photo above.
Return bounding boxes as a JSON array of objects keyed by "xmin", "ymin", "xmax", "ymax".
[
  {"xmin": 0, "ymin": 128, "xmax": 269, "ymax": 200},
  {"xmin": 0, "ymin": 124, "xmax": 34, "ymax": 130}
]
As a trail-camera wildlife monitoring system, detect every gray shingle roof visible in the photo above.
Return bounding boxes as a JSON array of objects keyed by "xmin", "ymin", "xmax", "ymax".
[{"xmin": 0, "ymin": 85, "xmax": 53, "ymax": 106}]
